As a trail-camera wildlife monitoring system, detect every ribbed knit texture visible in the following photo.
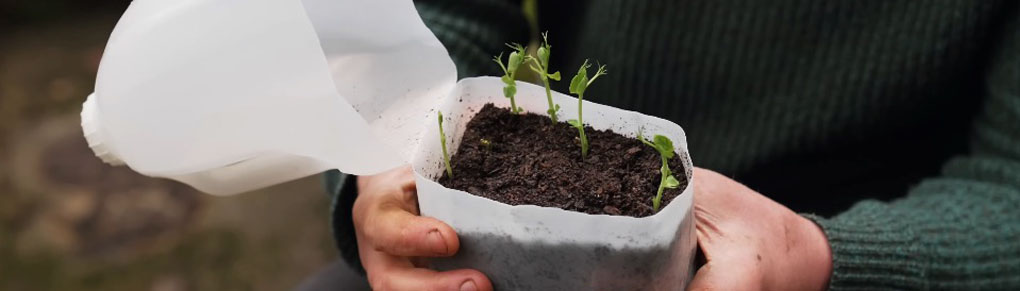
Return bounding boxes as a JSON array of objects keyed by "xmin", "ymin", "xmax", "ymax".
[{"xmin": 327, "ymin": 0, "xmax": 1020, "ymax": 289}]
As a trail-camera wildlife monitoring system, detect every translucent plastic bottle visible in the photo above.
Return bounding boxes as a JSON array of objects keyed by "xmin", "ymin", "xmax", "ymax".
[{"xmin": 82, "ymin": 0, "xmax": 455, "ymax": 194}]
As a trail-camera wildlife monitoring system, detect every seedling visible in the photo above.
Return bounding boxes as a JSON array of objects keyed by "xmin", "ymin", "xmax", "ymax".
[
  {"xmin": 494, "ymin": 43, "xmax": 528, "ymax": 113},
  {"xmin": 480, "ymin": 138, "xmax": 492, "ymax": 152},
  {"xmin": 439, "ymin": 111, "xmax": 453, "ymax": 177},
  {"xmin": 639, "ymin": 132, "xmax": 680, "ymax": 212},
  {"xmin": 567, "ymin": 59, "xmax": 607, "ymax": 158},
  {"xmin": 528, "ymin": 32, "xmax": 562, "ymax": 122}
]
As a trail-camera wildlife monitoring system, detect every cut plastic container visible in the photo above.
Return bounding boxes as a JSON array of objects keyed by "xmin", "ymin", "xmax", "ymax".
[
  {"xmin": 82, "ymin": 0, "xmax": 697, "ymax": 289},
  {"xmin": 415, "ymin": 77, "xmax": 697, "ymax": 290},
  {"xmin": 82, "ymin": 0, "xmax": 455, "ymax": 194}
]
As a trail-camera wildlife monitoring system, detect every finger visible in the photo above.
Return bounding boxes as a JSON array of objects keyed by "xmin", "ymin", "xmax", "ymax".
[
  {"xmin": 692, "ymin": 167, "xmax": 744, "ymax": 207},
  {"xmin": 361, "ymin": 249, "xmax": 491, "ymax": 291},
  {"xmin": 687, "ymin": 260, "xmax": 760, "ymax": 291},
  {"xmin": 692, "ymin": 168, "xmax": 735, "ymax": 251},
  {"xmin": 362, "ymin": 203, "xmax": 460, "ymax": 257},
  {"xmin": 369, "ymin": 267, "xmax": 493, "ymax": 291},
  {"xmin": 358, "ymin": 165, "xmax": 416, "ymax": 201},
  {"xmin": 354, "ymin": 166, "xmax": 458, "ymax": 257}
]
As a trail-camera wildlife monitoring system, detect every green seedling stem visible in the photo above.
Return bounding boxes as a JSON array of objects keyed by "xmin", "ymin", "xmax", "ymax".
[
  {"xmin": 639, "ymin": 132, "xmax": 681, "ymax": 212},
  {"xmin": 528, "ymin": 32, "xmax": 562, "ymax": 122},
  {"xmin": 494, "ymin": 43, "xmax": 528, "ymax": 113},
  {"xmin": 568, "ymin": 59, "xmax": 607, "ymax": 159},
  {"xmin": 439, "ymin": 111, "xmax": 453, "ymax": 178}
]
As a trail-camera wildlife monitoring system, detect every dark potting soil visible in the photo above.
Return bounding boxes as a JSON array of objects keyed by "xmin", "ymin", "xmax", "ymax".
[{"xmin": 437, "ymin": 104, "xmax": 687, "ymax": 217}]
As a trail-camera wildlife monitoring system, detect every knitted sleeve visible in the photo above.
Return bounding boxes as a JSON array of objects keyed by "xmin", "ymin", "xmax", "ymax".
[
  {"xmin": 326, "ymin": 0, "xmax": 529, "ymax": 274},
  {"xmin": 806, "ymin": 9, "xmax": 1020, "ymax": 290}
]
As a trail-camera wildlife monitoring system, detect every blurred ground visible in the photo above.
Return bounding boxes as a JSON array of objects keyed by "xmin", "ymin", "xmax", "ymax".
[{"xmin": 0, "ymin": 12, "xmax": 337, "ymax": 291}]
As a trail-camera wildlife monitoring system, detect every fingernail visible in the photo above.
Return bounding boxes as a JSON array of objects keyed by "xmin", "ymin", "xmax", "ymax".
[
  {"xmin": 427, "ymin": 229, "xmax": 448, "ymax": 254},
  {"xmin": 460, "ymin": 280, "xmax": 477, "ymax": 291}
]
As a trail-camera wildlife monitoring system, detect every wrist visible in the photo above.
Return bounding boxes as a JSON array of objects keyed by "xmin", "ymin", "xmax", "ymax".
[{"xmin": 799, "ymin": 215, "xmax": 832, "ymax": 291}]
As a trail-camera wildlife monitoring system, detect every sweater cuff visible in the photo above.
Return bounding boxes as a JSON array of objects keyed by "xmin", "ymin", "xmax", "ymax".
[
  {"xmin": 325, "ymin": 170, "xmax": 365, "ymax": 275},
  {"xmin": 802, "ymin": 212, "xmax": 927, "ymax": 290}
]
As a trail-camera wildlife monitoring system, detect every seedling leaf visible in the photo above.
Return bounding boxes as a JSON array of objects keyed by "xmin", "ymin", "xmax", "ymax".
[
  {"xmin": 569, "ymin": 64, "xmax": 588, "ymax": 95},
  {"xmin": 503, "ymin": 86, "xmax": 516, "ymax": 98},
  {"xmin": 566, "ymin": 119, "xmax": 581, "ymax": 128},
  {"xmin": 537, "ymin": 46, "xmax": 550, "ymax": 67},
  {"xmin": 653, "ymin": 135, "xmax": 675, "ymax": 159},
  {"xmin": 664, "ymin": 175, "xmax": 680, "ymax": 189},
  {"xmin": 507, "ymin": 51, "xmax": 523, "ymax": 72}
]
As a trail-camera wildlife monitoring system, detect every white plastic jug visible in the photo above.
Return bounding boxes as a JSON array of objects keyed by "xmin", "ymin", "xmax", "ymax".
[{"xmin": 82, "ymin": 0, "xmax": 455, "ymax": 194}]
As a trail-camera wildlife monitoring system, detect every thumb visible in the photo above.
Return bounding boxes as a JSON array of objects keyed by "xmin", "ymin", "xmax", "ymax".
[{"xmin": 371, "ymin": 205, "xmax": 461, "ymax": 257}]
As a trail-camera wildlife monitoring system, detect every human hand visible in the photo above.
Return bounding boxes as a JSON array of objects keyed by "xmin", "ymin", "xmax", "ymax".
[
  {"xmin": 353, "ymin": 166, "xmax": 492, "ymax": 291},
  {"xmin": 688, "ymin": 168, "xmax": 832, "ymax": 291}
]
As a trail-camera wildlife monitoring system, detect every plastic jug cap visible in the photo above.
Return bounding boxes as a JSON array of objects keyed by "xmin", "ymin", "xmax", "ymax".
[{"xmin": 81, "ymin": 93, "xmax": 124, "ymax": 166}]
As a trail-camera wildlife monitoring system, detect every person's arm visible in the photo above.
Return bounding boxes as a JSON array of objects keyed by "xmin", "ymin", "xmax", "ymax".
[
  {"xmin": 325, "ymin": 0, "xmax": 529, "ymax": 287},
  {"xmin": 807, "ymin": 11, "xmax": 1020, "ymax": 290},
  {"xmin": 688, "ymin": 9, "xmax": 1020, "ymax": 291}
]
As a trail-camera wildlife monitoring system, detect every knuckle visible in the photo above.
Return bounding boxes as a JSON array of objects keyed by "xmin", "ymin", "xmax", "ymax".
[
  {"xmin": 366, "ymin": 231, "xmax": 388, "ymax": 252},
  {"xmin": 352, "ymin": 193, "xmax": 379, "ymax": 227},
  {"xmin": 363, "ymin": 218, "xmax": 388, "ymax": 247},
  {"xmin": 396, "ymin": 227, "xmax": 417, "ymax": 250},
  {"xmin": 369, "ymin": 215, "xmax": 417, "ymax": 254},
  {"xmin": 399, "ymin": 188, "xmax": 420, "ymax": 214}
]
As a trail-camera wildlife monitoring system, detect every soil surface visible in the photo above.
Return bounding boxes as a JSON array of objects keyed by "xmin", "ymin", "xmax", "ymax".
[{"xmin": 438, "ymin": 104, "xmax": 687, "ymax": 217}]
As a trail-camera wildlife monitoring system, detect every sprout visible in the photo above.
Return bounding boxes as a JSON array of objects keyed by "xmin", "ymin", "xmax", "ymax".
[
  {"xmin": 480, "ymin": 138, "xmax": 492, "ymax": 152},
  {"xmin": 567, "ymin": 59, "xmax": 607, "ymax": 159},
  {"xmin": 527, "ymin": 32, "xmax": 562, "ymax": 122},
  {"xmin": 439, "ymin": 111, "xmax": 453, "ymax": 178},
  {"xmin": 494, "ymin": 43, "xmax": 528, "ymax": 113},
  {"xmin": 639, "ymin": 132, "xmax": 680, "ymax": 212}
]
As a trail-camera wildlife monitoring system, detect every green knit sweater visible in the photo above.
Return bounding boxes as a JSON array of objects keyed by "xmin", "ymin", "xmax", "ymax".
[{"xmin": 327, "ymin": 0, "xmax": 1020, "ymax": 289}]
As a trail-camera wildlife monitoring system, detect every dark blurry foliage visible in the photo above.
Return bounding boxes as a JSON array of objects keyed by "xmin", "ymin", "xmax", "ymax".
[{"xmin": 0, "ymin": 0, "xmax": 129, "ymax": 28}]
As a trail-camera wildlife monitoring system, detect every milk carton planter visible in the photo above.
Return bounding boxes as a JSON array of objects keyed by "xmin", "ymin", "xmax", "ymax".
[{"xmin": 412, "ymin": 77, "xmax": 696, "ymax": 290}]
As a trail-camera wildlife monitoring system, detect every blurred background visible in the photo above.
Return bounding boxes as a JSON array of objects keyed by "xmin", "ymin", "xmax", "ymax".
[{"xmin": 1, "ymin": 1, "xmax": 339, "ymax": 290}]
